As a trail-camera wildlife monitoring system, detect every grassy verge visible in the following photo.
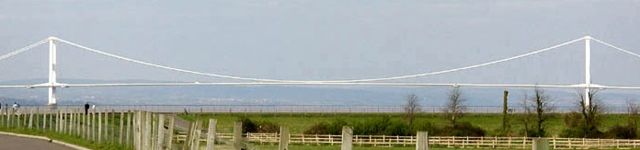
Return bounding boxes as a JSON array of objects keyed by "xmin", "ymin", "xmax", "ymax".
[{"xmin": 0, "ymin": 127, "xmax": 129, "ymax": 150}]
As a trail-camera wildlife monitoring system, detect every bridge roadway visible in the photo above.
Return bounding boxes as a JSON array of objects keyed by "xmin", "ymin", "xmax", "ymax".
[{"xmin": 0, "ymin": 134, "xmax": 74, "ymax": 150}]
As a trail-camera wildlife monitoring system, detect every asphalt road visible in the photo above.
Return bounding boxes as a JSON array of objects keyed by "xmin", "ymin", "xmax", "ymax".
[{"xmin": 0, "ymin": 134, "xmax": 75, "ymax": 150}]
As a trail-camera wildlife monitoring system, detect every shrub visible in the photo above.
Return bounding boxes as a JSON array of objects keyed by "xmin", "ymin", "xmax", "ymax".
[
  {"xmin": 606, "ymin": 124, "xmax": 637, "ymax": 139},
  {"xmin": 411, "ymin": 121, "xmax": 440, "ymax": 136},
  {"xmin": 561, "ymin": 126, "xmax": 604, "ymax": 138},
  {"xmin": 384, "ymin": 121, "xmax": 411, "ymax": 136},
  {"xmin": 238, "ymin": 117, "xmax": 279, "ymax": 133},
  {"xmin": 354, "ymin": 116, "xmax": 392, "ymax": 135},
  {"xmin": 442, "ymin": 122, "xmax": 485, "ymax": 136},
  {"xmin": 560, "ymin": 112, "xmax": 604, "ymax": 138},
  {"xmin": 256, "ymin": 121, "xmax": 280, "ymax": 133},
  {"xmin": 304, "ymin": 122, "xmax": 330, "ymax": 134},
  {"xmin": 328, "ymin": 119, "xmax": 348, "ymax": 134},
  {"xmin": 563, "ymin": 112, "xmax": 582, "ymax": 128},
  {"xmin": 304, "ymin": 119, "xmax": 348, "ymax": 135},
  {"xmin": 239, "ymin": 117, "xmax": 257, "ymax": 133}
]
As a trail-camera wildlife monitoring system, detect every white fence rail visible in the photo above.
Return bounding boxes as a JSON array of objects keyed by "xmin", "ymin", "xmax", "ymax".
[{"xmin": 176, "ymin": 133, "xmax": 640, "ymax": 149}]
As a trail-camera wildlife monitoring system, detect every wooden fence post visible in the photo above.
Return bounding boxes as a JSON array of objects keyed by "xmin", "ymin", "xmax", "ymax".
[
  {"xmin": 126, "ymin": 111, "xmax": 132, "ymax": 147},
  {"xmin": 206, "ymin": 119, "xmax": 217, "ymax": 150},
  {"xmin": 0, "ymin": 108, "xmax": 3, "ymax": 128},
  {"xmin": 184, "ymin": 120, "xmax": 200, "ymax": 150},
  {"xmin": 120, "ymin": 111, "xmax": 125, "ymax": 144},
  {"xmin": 61, "ymin": 110, "xmax": 65, "ymax": 133},
  {"xmin": 17, "ymin": 111, "xmax": 21, "ymax": 128},
  {"xmin": 28, "ymin": 109, "xmax": 33, "ymax": 128},
  {"xmin": 111, "ymin": 109, "xmax": 115, "ymax": 142},
  {"xmin": 151, "ymin": 114, "xmax": 157, "ymax": 150},
  {"xmin": 50, "ymin": 110, "xmax": 54, "ymax": 131},
  {"xmin": 105, "ymin": 110, "xmax": 110, "ymax": 143},
  {"xmin": 192, "ymin": 121, "xmax": 201, "ymax": 150},
  {"xmin": 279, "ymin": 126, "xmax": 289, "ymax": 150},
  {"xmin": 70, "ymin": 110, "xmax": 74, "ymax": 135},
  {"xmin": 156, "ymin": 114, "xmax": 165, "ymax": 150},
  {"xmin": 234, "ymin": 122, "xmax": 243, "ymax": 150},
  {"xmin": 166, "ymin": 116, "xmax": 175, "ymax": 150},
  {"xmin": 42, "ymin": 110, "xmax": 47, "ymax": 130},
  {"xmin": 532, "ymin": 138, "xmax": 549, "ymax": 150},
  {"xmin": 69, "ymin": 110, "xmax": 74, "ymax": 135},
  {"xmin": 144, "ymin": 111, "xmax": 152, "ymax": 149},
  {"xmin": 65, "ymin": 110, "xmax": 69, "ymax": 134},
  {"xmin": 90, "ymin": 109, "xmax": 95, "ymax": 141},
  {"xmin": 61, "ymin": 110, "xmax": 64, "ymax": 132},
  {"xmin": 134, "ymin": 111, "xmax": 142, "ymax": 150},
  {"xmin": 341, "ymin": 126, "xmax": 353, "ymax": 150},
  {"xmin": 3, "ymin": 108, "xmax": 6, "ymax": 128},
  {"xmin": 416, "ymin": 132, "xmax": 429, "ymax": 150},
  {"xmin": 76, "ymin": 110, "xmax": 80, "ymax": 136},
  {"xmin": 98, "ymin": 110, "xmax": 103, "ymax": 143}
]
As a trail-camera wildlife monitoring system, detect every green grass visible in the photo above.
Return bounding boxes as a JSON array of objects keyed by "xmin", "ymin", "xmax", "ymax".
[
  {"xmin": 0, "ymin": 127, "xmax": 129, "ymax": 150},
  {"xmin": 0, "ymin": 113, "xmax": 131, "ymax": 150},
  {"xmin": 179, "ymin": 112, "xmax": 634, "ymax": 137}
]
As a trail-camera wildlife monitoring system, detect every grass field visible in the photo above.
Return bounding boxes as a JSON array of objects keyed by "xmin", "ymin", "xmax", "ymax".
[{"xmin": 179, "ymin": 112, "xmax": 633, "ymax": 137}]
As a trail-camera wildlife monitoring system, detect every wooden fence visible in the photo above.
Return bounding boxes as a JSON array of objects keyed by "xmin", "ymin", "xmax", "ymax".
[
  {"xmin": 0, "ymin": 107, "xmax": 136, "ymax": 148},
  {"xmin": 4, "ymin": 108, "xmax": 640, "ymax": 150},
  {"xmin": 175, "ymin": 132, "xmax": 640, "ymax": 149},
  {"xmin": 0, "ymin": 108, "xmax": 176, "ymax": 150}
]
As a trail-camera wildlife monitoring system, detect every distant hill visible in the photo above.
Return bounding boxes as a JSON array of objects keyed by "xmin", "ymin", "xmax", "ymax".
[{"xmin": 0, "ymin": 79, "xmax": 639, "ymax": 107}]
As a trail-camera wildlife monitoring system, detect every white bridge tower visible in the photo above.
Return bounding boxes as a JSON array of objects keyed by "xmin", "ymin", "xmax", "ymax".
[
  {"xmin": 584, "ymin": 36, "xmax": 592, "ymax": 107},
  {"xmin": 48, "ymin": 37, "xmax": 58, "ymax": 106}
]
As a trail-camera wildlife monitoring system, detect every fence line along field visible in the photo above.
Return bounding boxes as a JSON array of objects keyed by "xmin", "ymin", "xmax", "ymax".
[{"xmin": 0, "ymin": 106, "xmax": 639, "ymax": 150}]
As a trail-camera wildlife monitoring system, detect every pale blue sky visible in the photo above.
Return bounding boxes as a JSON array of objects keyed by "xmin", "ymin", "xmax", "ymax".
[{"xmin": 1, "ymin": 0, "xmax": 640, "ymax": 86}]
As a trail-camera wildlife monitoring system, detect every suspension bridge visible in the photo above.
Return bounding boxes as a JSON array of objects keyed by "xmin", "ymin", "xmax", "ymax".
[{"xmin": 0, "ymin": 35, "xmax": 638, "ymax": 107}]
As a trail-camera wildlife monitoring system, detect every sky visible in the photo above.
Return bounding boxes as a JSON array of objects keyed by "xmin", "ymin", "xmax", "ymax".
[{"xmin": 1, "ymin": 0, "xmax": 640, "ymax": 89}]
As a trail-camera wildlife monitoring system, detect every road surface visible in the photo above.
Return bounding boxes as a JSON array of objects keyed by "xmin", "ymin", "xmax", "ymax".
[{"xmin": 0, "ymin": 134, "xmax": 75, "ymax": 150}]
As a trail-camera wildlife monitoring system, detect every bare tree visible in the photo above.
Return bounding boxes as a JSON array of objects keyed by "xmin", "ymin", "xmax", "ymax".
[
  {"xmin": 627, "ymin": 100, "xmax": 640, "ymax": 128},
  {"xmin": 578, "ymin": 90, "xmax": 605, "ymax": 137},
  {"xmin": 443, "ymin": 87, "xmax": 465, "ymax": 126},
  {"xmin": 404, "ymin": 94, "xmax": 421, "ymax": 125},
  {"xmin": 530, "ymin": 87, "xmax": 554, "ymax": 137},
  {"xmin": 521, "ymin": 94, "xmax": 533, "ymax": 137}
]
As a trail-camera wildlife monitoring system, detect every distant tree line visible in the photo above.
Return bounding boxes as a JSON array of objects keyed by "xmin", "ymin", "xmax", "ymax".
[{"xmin": 236, "ymin": 87, "xmax": 640, "ymax": 139}]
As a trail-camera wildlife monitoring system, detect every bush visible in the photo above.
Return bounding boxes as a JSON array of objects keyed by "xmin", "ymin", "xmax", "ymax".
[
  {"xmin": 238, "ymin": 117, "xmax": 279, "ymax": 133},
  {"xmin": 606, "ymin": 124, "xmax": 637, "ymax": 139},
  {"xmin": 304, "ymin": 122, "xmax": 330, "ymax": 134},
  {"xmin": 354, "ymin": 116, "xmax": 392, "ymax": 135},
  {"xmin": 304, "ymin": 119, "xmax": 348, "ymax": 135},
  {"xmin": 563, "ymin": 112, "xmax": 582, "ymax": 128},
  {"xmin": 441, "ymin": 122, "xmax": 485, "ymax": 136},
  {"xmin": 256, "ymin": 121, "xmax": 280, "ymax": 133},
  {"xmin": 383, "ymin": 121, "xmax": 411, "ymax": 136},
  {"xmin": 411, "ymin": 121, "xmax": 440, "ymax": 136},
  {"xmin": 328, "ymin": 119, "xmax": 348, "ymax": 134},
  {"xmin": 239, "ymin": 117, "xmax": 257, "ymax": 133},
  {"xmin": 304, "ymin": 117, "xmax": 486, "ymax": 136},
  {"xmin": 560, "ymin": 112, "xmax": 604, "ymax": 138}
]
